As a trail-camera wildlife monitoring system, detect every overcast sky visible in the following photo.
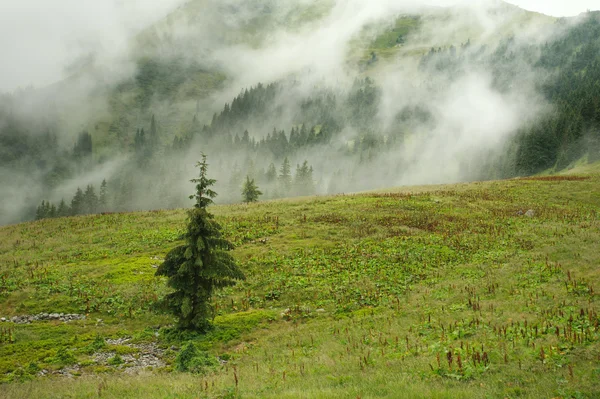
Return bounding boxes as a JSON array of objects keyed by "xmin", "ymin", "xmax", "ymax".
[
  {"xmin": 0, "ymin": 0, "xmax": 598, "ymax": 92},
  {"xmin": 509, "ymin": 0, "xmax": 599, "ymax": 17}
]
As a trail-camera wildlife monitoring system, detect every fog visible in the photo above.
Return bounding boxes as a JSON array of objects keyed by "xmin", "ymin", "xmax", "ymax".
[
  {"xmin": 0, "ymin": 0, "xmax": 597, "ymax": 224},
  {"xmin": 2, "ymin": 0, "xmax": 596, "ymax": 92},
  {"xmin": 508, "ymin": 0, "xmax": 600, "ymax": 17},
  {"xmin": 0, "ymin": 0, "xmax": 188, "ymax": 92}
]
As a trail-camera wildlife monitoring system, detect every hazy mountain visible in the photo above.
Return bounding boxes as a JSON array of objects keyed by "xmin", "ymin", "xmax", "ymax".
[{"xmin": 1, "ymin": 1, "xmax": 599, "ymax": 225}]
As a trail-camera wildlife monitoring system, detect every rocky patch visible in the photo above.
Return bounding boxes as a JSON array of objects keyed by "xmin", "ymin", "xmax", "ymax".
[
  {"xmin": 1, "ymin": 313, "xmax": 86, "ymax": 324},
  {"xmin": 94, "ymin": 338, "xmax": 166, "ymax": 374}
]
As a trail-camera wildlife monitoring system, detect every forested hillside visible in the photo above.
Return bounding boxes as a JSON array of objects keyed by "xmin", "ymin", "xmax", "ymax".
[
  {"xmin": 2, "ymin": 2, "xmax": 600, "ymax": 398},
  {"xmin": 1, "ymin": 3, "xmax": 600, "ymax": 225}
]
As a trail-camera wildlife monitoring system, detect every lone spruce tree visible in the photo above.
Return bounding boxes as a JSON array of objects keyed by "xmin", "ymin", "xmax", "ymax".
[
  {"xmin": 242, "ymin": 176, "xmax": 262, "ymax": 203},
  {"xmin": 156, "ymin": 155, "xmax": 245, "ymax": 331}
]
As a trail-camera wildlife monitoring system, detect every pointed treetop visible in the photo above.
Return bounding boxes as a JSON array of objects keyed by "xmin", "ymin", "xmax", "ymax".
[
  {"xmin": 189, "ymin": 153, "xmax": 217, "ymax": 209},
  {"xmin": 242, "ymin": 175, "xmax": 262, "ymax": 203}
]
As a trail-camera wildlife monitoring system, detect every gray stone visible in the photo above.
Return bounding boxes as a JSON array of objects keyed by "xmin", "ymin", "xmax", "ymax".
[
  {"xmin": 525, "ymin": 209, "xmax": 535, "ymax": 218},
  {"xmin": 4, "ymin": 313, "xmax": 87, "ymax": 324},
  {"xmin": 1, "ymin": 317, "xmax": 6, "ymax": 322}
]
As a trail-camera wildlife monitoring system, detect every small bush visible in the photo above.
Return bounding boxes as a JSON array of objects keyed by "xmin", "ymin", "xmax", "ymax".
[
  {"xmin": 175, "ymin": 341, "xmax": 219, "ymax": 374},
  {"xmin": 51, "ymin": 348, "xmax": 77, "ymax": 366},
  {"xmin": 26, "ymin": 362, "xmax": 40, "ymax": 374},
  {"xmin": 83, "ymin": 334, "xmax": 106, "ymax": 354},
  {"xmin": 108, "ymin": 354, "xmax": 124, "ymax": 366}
]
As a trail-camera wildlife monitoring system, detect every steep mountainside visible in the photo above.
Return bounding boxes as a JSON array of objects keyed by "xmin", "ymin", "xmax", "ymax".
[{"xmin": 1, "ymin": 2, "xmax": 599, "ymax": 225}]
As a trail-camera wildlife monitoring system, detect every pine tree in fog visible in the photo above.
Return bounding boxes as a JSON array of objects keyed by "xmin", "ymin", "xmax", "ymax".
[
  {"xmin": 155, "ymin": 155, "xmax": 245, "ymax": 331},
  {"xmin": 242, "ymin": 176, "xmax": 262, "ymax": 203}
]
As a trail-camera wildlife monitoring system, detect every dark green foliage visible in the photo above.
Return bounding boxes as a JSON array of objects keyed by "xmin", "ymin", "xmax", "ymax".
[
  {"xmin": 37, "ymin": 199, "xmax": 70, "ymax": 220},
  {"xmin": 265, "ymin": 163, "xmax": 277, "ymax": 182},
  {"xmin": 209, "ymin": 83, "xmax": 280, "ymax": 133},
  {"xmin": 8, "ymin": 12, "xmax": 600, "ymax": 227},
  {"xmin": 0, "ymin": 121, "xmax": 59, "ymax": 170},
  {"xmin": 108, "ymin": 354, "xmax": 123, "ymax": 366},
  {"xmin": 198, "ymin": 82, "xmax": 340, "ymax": 160},
  {"xmin": 83, "ymin": 185, "xmax": 99, "ymax": 214},
  {"xmin": 134, "ymin": 129, "xmax": 146, "ymax": 153},
  {"xmin": 35, "ymin": 201, "xmax": 51, "ymax": 220},
  {"xmin": 26, "ymin": 362, "xmax": 40, "ymax": 375},
  {"xmin": 50, "ymin": 348, "xmax": 76, "ymax": 366},
  {"xmin": 36, "ymin": 181, "xmax": 108, "ymax": 220},
  {"xmin": 156, "ymin": 155, "xmax": 245, "ymax": 331},
  {"xmin": 189, "ymin": 155, "xmax": 218, "ymax": 209},
  {"xmin": 346, "ymin": 78, "xmax": 381, "ymax": 130},
  {"xmin": 175, "ymin": 341, "xmax": 219, "ymax": 373},
  {"xmin": 83, "ymin": 334, "xmax": 106, "ymax": 355},
  {"xmin": 149, "ymin": 114, "xmax": 158, "ymax": 149},
  {"xmin": 278, "ymin": 157, "xmax": 292, "ymax": 195},
  {"xmin": 293, "ymin": 161, "xmax": 315, "ymax": 196},
  {"xmin": 99, "ymin": 180, "xmax": 108, "ymax": 212},
  {"xmin": 242, "ymin": 176, "xmax": 262, "ymax": 203},
  {"xmin": 418, "ymin": 12, "xmax": 600, "ymax": 175},
  {"xmin": 134, "ymin": 115, "xmax": 160, "ymax": 163},
  {"xmin": 73, "ymin": 131, "xmax": 93, "ymax": 159},
  {"xmin": 71, "ymin": 188, "xmax": 84, "ymax": 216},
  {"xmin": 57, "ymin": 199, "xmax": 70, "ymax": 218},
  {"xmin": 508, "ymin": 14, "xmax": 600, "ymax": 173},
  {"xmin": 134, "ymin": 57, "xmax": 211, "ymax": 109}
]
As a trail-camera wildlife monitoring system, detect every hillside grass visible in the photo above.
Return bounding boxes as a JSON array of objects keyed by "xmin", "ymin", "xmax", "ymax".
[{"xmin": 1, "ymin": 165, "xmax": 600, "ymax": 398}]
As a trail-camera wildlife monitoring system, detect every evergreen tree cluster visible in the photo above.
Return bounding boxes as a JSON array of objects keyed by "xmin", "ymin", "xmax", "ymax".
[
  {"xmin": 73, "ymin": 131, "xmax": 93, "ymax": 159},
  {"xmin": 191, "ymin": 81, "xmax": 377, "ymax": 158},
  {"xmin": 229, "ymin": 124, "xmax": 333, "ymax": 158},
  {"xmin": 134, "ymin": 57, "xmax": 207, "ymax": 109},
  {"xmin": 416, "ymin": 12, "xmax": 600, "ymax": 176},
  {"xmin": 7, "ymin": 12, "xmax": 600, "ymax": 225},
  {"xmin": 252, "ymin": 157, "xmax": 316, "ymax": 199},
  {"xmin": 292, "ymin": 160, "xmax": 315, "ymax": 196},
  {"xmin": 194, "ymin": 92, "xmax": 340, "ymax": 158},
  {"xmin": 210, "ymin": 83, "xmax": 280, "ymax": 133},
  {"xmin": 515, "ymin": 12, "xmax": 600, "ymax": 173},
  {"xmin": 35, "ymin": 180, "xmax": 108, "ymax": 220}
]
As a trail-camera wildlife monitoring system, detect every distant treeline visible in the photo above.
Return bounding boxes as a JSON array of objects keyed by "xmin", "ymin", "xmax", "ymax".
[
  {"xmin": 36, "ymin": 180, "xmax": 108, "ymax": 220},
  {"xmin": 418, "ymin": 12, "xmax": 600, "ymax": 175},
  {"xmin": 34, "ymin": 156, "xmax": 317, "ymax": 220},
  {"xmin": 6, "ymin": 12, "xmax": 600, "ymax": 224}
]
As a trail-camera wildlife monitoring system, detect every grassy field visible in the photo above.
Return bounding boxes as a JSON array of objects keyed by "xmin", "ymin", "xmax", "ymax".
[{"xmin": 1, "ymin": 164, "xmax": 599, "ymax": 398}]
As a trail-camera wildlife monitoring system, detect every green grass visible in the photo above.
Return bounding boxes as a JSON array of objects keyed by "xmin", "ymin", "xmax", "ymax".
[{"xmin": 1, "ymin": 164, "xmax": 600, "ymax": 398}]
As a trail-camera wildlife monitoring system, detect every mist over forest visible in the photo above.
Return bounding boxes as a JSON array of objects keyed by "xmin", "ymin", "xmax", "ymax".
[{"xmin": 1, "ymin": 0, "xmax": 600, "ymax": 225}]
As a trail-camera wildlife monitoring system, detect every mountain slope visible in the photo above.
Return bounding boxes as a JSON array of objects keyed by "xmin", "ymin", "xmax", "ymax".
[
  {"xmin": 2, "ymin": 3, "xmax": 600, "ymax": 227},
  {"xmin": 1, "ymin": 165, "xmax": 600, "ymax": 398}
]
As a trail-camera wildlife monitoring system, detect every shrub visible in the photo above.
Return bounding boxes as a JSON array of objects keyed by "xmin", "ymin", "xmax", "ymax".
[
  {"xmin": 51, "ymin": 348, "xmax": 77, "ymax": 365},
  {"xmin": 175, "ymin": 341, "xmax": 219, "ymax": 374},
  {"xmin": 108, "ymin": 353, "xmax": 124, "ymax": 366}
]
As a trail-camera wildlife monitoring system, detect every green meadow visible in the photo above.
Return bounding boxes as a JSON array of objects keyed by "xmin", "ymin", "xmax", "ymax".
[{"xmin": 1, "ymin": 164, "xmax": 599, "ymax": 398}]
